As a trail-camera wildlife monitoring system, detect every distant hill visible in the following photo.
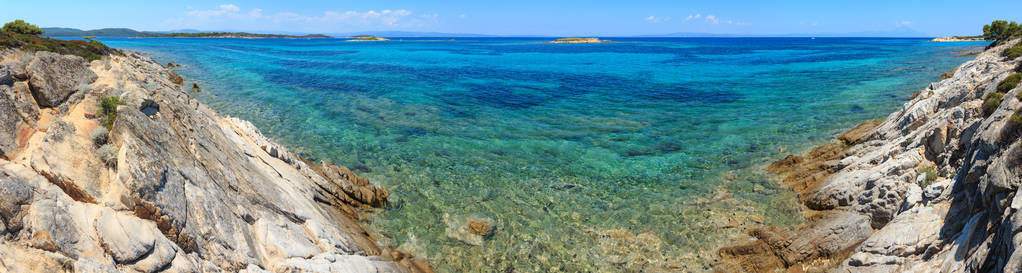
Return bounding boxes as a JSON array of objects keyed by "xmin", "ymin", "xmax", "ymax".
[
  {"xmin": 329, "ymin": 31, "xmax": 498, "ymax": 38},
  {"xmin": 43, "ymin": 27, "xmax": 144, "ymax": 37},
  {"xmin": 42, "ymin": 27, "xmax": 331, "ymax": 39}
]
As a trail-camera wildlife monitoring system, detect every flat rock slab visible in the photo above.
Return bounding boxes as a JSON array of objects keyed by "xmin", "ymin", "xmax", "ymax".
[{"xmin": 95, "ymin": 209, "xmax": 157, "ymax": 264}]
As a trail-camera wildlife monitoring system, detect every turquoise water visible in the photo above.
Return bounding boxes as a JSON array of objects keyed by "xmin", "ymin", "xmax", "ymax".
[{"xmin": 97, "ymin": 37, "xmax": 982, "ymax": 272}]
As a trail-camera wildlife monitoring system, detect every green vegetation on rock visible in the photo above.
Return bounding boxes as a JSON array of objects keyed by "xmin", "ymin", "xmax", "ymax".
[
  {"xmin": 98, "ymin": 96, "xmax": 126, "ymax": 129},
  {"xmin": 96, "ymin": 144, "xmax": 118, "ymax": 166},
  {"xmin": 90, "ymin": 126, "xmax": 109, "ymax": 146},
  {"xmin": 983, "ymin": 20, "xmax": 1022, "ymax": 43},
  {"xmin": 999, "ymin": 73, "xmax": 1022, "ymax": 93},
  {"xmin": 1006, "ymin": 44, "xmax": 1022, "ymax": 60},
  {"xmin": 1, "ymin": 20, "xmax": 117, "ymax": 61},
  {"xmin": 2, "ymin": 20, "xmax": 44, "ymax": 35},
  {"xmin": 1011, "ymin": 110, "xmax": 1022, "ymax": 125},
  {"xmin": 919, "ymin": 165, "xmax": 938, "ymax": 187},
  {"xmin": 983, "ymin": 92, "xmax": 1006, "ymax": 116}
]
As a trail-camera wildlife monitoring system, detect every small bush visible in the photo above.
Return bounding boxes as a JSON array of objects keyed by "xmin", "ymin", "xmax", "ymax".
[
  {"xmin": 1, "ymin": 20, "xmax": 44, "ymax": 35},
  {"xmin": 1011, "ymin": 110, "xmax": 1022, "ymax": 124},
  {"xmin": 999, "ymin": 73, "xmax": 1022, "ymax": 93},
  {"xmin": 96, "ymin": 144, "xmax": 118, "ymax": 167},
  {"xmin": 919, "ymin": 166, "xmax": 938, "ymax": 187},
  {"xmin": 983, "ymin": 92, "xmax": 1006, "ymax": 116},
  {"xmin": 98, "ymin": 96, "xmax": 126, "ymax": 129},
  {"xmin": 89, "ymin": 126, "xmax": 109, "ymax": 146},
  {"xmin": 1007, "ymin": 44, "xmax": 1022, "ymax": 60}
]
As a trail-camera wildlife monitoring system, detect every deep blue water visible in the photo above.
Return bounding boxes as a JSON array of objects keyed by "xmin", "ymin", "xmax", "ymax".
[{"xmin": 89, "ymin": 37, "xmax": 984, "ymax": 272}]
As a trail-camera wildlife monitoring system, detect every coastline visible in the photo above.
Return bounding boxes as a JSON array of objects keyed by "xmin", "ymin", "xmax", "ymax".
[
  {"xmin": 0, "ymin": 48, "xmax": 432, "ymax": 272},
  {"xmin": 716, "ymin": 38, "xmax": 1022, "ymax": 272},
  {"xmin": 930, "ymin": 36, "xmax": 988, "ymax": 42}
]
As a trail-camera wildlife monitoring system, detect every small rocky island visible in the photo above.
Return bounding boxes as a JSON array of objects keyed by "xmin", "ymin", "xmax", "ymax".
[
  {"xmin": 347, "ymin": 35, "xmax": 391, "ymax": 41},
  {"xmin": 549, "ymin": 37, "xmax": 611, "ymax": 44}
]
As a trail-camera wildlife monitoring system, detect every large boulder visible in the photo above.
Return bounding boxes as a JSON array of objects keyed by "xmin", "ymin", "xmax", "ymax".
[{"xmin": 26, "ymin": 51, "xmax": 97, "ymax": 108}]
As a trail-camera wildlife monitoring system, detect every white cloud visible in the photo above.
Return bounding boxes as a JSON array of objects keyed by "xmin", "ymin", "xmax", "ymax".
[
  {"xmin": 186, "ymin": 4, "xmax": 247, "ymax": 19},
  {"xmin": 897, "ymin": 20, "xmax": 913, "ymax": 27},
  {"xmin": 249, "ymin": 9, "xmax": 263, "ymax": 18},
  {"xmin": 684, "ymin": 13, "xmax": 743, "ymax": 26},
  {"xmin": 272, "ymin": 9, "xmax": 419, "ymax": 27},
  {"xmin": 220, "ymin": 4, "xmax": 240, "ymax": 12},
  {"xmin": 645, "ymin": 16, "xmax": 668, "ymax": 23},
  {"xmin": 178, "ymin": 5, "xmax": 430, "ymax": 29},
  {"xmin": 704, "ymin": 15, "xmax": 719, "ymax": 24}
]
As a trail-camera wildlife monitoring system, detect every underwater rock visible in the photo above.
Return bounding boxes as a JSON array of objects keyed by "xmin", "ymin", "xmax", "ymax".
[
  {"xmin": 466, "ymin": 218, "xmax": 495, "ymax": 237},
  {"xmin": 443, "ymin": 214, "xmax": 496, "ymax": 246}
]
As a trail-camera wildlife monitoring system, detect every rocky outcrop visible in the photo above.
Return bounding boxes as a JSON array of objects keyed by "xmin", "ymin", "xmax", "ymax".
[
  {"xmin": 718, "ymin": 39, "xmax": 1022, "ymax": 272},
  {"xmin": 0, "ymin": 49, "xmax": 433, "ymax": 273}
]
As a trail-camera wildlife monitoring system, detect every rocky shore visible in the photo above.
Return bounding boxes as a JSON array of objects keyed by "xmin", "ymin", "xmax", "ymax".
[
  {"xmin": 0, "ymin": 48, "xmax": 432, "ymax": 272},
  {"xmin": 717, "ymin": 38, "xmax": 1022, "ymax": 272}
]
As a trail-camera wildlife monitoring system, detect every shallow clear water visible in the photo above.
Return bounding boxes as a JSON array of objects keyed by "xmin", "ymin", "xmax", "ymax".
[{"xmin": 96, "ymin": 37, "xmax": 982, "ymax": 272}]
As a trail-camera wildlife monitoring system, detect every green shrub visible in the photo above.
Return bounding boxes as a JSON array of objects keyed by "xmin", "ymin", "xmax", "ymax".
[
  {"xmin": 999, "ymin": 73, "xmax": 1022, "ymax": 93},
  {"xmin": 1, "ymin": 20, "xmax": 44, "ymax": 35},
  {"xmin": 983, "ymin": 92, "xmax": 1006, "ymax": 116},
  {"xmin": 96, "ymin": 144, "xmax": 118, "ymax": 166},
  {"xmin": 89, "ymin": 126, "xmax": 109, "ymax": 146},
  {"xmin": 984, "ymin": 20, "xmax": 1022, "ymax": 42},
  {"xmin": 98, "ymin": 96, "xmax": 126, "ymax": 129},
  {"xmin": 1007, "ymin": 44, "xmax": 1022, "ymax": 60},
  {"xmin": 1011, "ymin": 110, "xmax": 1022, "ymax": 124},
  {"xmin": 919, "ymin": 165, "xmax": 938, "ymax": 187}
]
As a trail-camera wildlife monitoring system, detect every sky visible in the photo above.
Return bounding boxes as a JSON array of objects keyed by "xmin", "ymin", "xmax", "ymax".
[{"xmin": 1, "ymin": 0, "xmax": 1021, "ymax": 36}]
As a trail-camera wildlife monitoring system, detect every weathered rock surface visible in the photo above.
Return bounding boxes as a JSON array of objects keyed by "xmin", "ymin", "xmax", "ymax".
[
  {"xmin": 25, "ymin": 51, "xmax": 97, "ymax": 108},
  {"xmin": 0, "ymin": 49, "xmax": 432, "ymax": 273},
  {"xmin": 718, "ymin": 39, "xmax": 1022, "ymax": 272}
]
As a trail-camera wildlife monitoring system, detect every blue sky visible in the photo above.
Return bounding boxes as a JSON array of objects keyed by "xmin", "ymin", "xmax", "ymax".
[{"xmin": 1, "ymin": 0, "xmax": 1020, "ymax": 36}]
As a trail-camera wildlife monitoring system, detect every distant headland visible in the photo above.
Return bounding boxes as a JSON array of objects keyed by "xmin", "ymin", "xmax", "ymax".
[
  {"xmin": 41, "ymin": 27, "xmax": 331, "ymax": 39},
  {"xmin": 549, "ymin": 37, "xmax": 611, "ymax": 44},
  {"xmin": 346, "ymin": 35, "xmax": 390, "ymax": 41},
  {"xmin": 929, "ymin": 35, "xmax": 988, "ymax": 42}
]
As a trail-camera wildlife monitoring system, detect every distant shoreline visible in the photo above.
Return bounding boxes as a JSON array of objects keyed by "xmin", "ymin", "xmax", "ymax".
[{"xmin": 929, "ymin": 36, "xmax": 988, "ymax": 42}]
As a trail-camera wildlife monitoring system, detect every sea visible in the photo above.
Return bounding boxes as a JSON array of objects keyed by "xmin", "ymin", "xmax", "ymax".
[{"xmin": 89, "ymin": 36, "xmax": 985, "ymax": 272}]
